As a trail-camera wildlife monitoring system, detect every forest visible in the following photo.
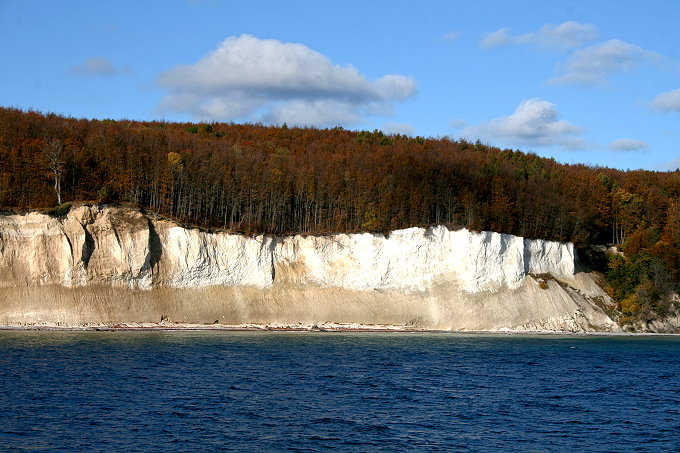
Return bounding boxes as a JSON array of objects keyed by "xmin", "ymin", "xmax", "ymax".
[{"xmin": 0, "ymin": 107, "xmax": 678, "ymax": 323}]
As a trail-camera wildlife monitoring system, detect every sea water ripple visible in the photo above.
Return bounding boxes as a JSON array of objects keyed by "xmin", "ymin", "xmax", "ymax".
[{"xmin": 0, "ymin": 332, "xmax": 679, "ymax": 452}]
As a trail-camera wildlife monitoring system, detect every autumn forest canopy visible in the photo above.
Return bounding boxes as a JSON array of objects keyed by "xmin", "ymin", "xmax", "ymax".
[{"xmin": 1, "ymin": 107, "xmax": 679, "ymax": 321}]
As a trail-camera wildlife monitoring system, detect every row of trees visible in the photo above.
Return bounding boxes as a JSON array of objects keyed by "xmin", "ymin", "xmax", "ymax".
[{"xmin": 0, "ymin": 107, "xmax": 678, "ymax": 322}]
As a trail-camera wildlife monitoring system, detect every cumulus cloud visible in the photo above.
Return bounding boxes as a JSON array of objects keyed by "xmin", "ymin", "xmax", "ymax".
[
  {"xmin": 651, "ymin": 88, "xmax": 680, "ymax": 112},
  {"xmin": 481, "ymin": 21, "xmax": 597, "ymax": 51},
  {"xmin": 608, "ymin": 139, "xmax": 649, "ymax": 152},
  {"xmin": 156, "ymin": 34, "xmax": 417, "ymax": 127},
  {"xmin": 515, "ymin": 21, "xmax": 598, "ymax": 50},
  {"xmin": 464, "ymin": 98, "xmax": 585, "ymax": 149},
  {"xmin": 448, "ymin": 119, "xmax": 468, "ymax": 130},
  {"xmin": 380, "ymin": 122, "xmax": 414, "ymax": 136},
  {"xmin": 657, "ymin": 156, "xmax": 680, "ymax": 171},
  {"xmin": 443, "ymin": 31, "xmax": 461, "ymax": 41},
  {"xmin": 70, "ymin": 57, "xmax": 118, "ymax": 76},
  {"xmin": 480, "ymin": 28, "xmax": 510, "ymax": 49},
  {"xmin": 264, "ymin": 100, "xmax": 364, "ymax": 126},
  {"xmin": 549, "ymin": 39, "xmax": 660, "ymax": 86}
]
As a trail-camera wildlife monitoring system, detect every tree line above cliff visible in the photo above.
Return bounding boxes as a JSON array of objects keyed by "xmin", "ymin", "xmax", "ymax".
[{"xmin": 1, "ymin": 107, "xmax": 679, "ymax": 323}]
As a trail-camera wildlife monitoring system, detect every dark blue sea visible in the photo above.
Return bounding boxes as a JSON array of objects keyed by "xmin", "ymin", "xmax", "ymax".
[{"xmin": 1, "ymin": 331, "xmax": 679, "ymax": 452}]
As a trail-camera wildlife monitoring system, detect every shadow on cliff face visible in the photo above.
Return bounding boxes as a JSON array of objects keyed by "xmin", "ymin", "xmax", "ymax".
[
  {"xmin": 147, "ymin": 220, "xmax": 162, "ymax": 269},
  {"xmin": 575, "ymin": 245, "xmax": 609, "ymax": 274},
  {"xmin": 82, "ymin": 227, "xmax": 95, "ymax": 269},
  {"xmin": 268, "ymin": 236, "xmax": 280, "ymax": 283}
]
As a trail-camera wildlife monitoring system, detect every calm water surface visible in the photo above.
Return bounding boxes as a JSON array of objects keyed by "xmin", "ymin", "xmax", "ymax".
[{"xmin": 0, "ymin": 331, "xmax": 679, "ymax": 452}]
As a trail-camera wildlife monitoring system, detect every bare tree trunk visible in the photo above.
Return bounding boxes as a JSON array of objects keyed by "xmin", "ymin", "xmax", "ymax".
[{"xmin": 43, "ymin": 139, "xmax": 63, "ymax": 205}]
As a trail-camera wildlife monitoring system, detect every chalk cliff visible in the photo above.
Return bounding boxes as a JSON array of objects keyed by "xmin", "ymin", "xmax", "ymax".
[{"xmin": 0, "ymin": 205, "xmax": 622, "ymax": 331}]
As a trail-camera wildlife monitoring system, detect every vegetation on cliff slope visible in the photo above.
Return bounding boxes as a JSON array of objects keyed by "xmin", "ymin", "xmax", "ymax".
[{"xmin": 0, "ymin": 107, "xmax": 678, "ymax": 322}]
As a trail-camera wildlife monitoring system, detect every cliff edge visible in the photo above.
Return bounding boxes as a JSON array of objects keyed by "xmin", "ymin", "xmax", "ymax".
[{"xmin": 0, "ymin": 205, "xmax": 624, "ymax": 332}]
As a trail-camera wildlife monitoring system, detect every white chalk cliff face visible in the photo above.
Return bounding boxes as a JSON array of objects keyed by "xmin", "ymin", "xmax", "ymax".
[{"xmin": 0, "ymin": 205, "xmax": 620, "ymax": 331}]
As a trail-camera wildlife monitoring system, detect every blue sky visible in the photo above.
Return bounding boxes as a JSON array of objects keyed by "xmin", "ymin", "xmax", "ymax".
[{"xmin": 1, "ymin": 0, "xmax": 679, "ymax": 170}]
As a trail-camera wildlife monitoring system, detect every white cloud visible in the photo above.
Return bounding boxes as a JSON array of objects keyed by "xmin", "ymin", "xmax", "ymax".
[
  {"xmin": 657, "ymin": 156, "xmax": 680, "ymax": 171},
  {"xmin": 608, "ymin": 139, "xmax": 649, "ymax": 152},
  {"xmin": 156, "ymin": 34, "xmax": 417, "ymax": 127},
  {"xmin": 464, "ymin": 98, "xmax": 585, "ymax": 149},
  {"xmin": 443, "ymin": 31, "xmax": 461, "ymax": 41},
  {"xmin": 515, "ymin": 21, "xmax": 598, "ymax": 50},
  {"xmin": 449, "ymin": 119, "xmax": 468, "ymax": 130},
  {"xmin": 480, "ymin": 28, "xmax": 510, "ymax": 49},
  {"xmin": 70, "ymin": 57, "xmax": 117, "ymax": 76},
  {"xmin": 481, "ymin": 22, "xmax": 597, "ymax": 51},
  {"xmin": 265, "ymin": 100, "xmax": 363, "ymax": 126},
  {"xmin": 651, "ymin": 88, "xmax": 680, "ymax": 112},
  {"xmin": 549, "ymin": 39, "xmax": 660, "ymax": 86},
  {"xmin": 380, "ymin": 122, "xmax": 414, "ymax": 136}
]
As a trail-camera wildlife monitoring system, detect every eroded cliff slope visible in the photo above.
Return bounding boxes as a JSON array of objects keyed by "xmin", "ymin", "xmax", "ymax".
[{"xmin": 0, "ymin": 205, "xmax": 621, "ymax": 331}]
